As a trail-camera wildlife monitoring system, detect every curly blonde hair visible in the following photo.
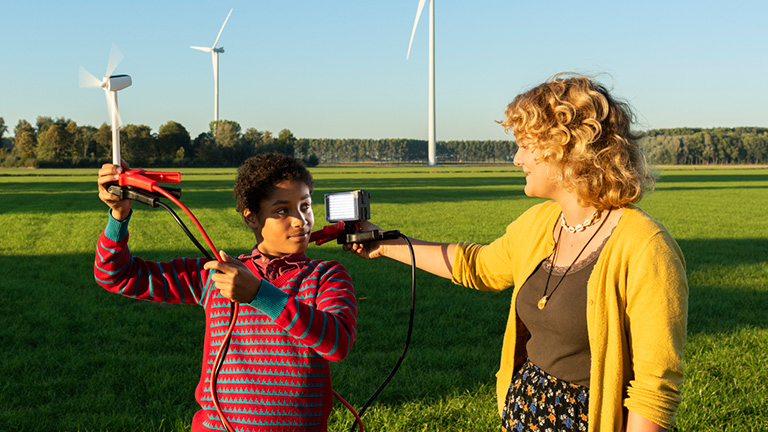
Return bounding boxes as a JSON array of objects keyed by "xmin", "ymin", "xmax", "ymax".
[{"xmin": 500, "ymin": 73, "xmax": 654, "ymax": 209}]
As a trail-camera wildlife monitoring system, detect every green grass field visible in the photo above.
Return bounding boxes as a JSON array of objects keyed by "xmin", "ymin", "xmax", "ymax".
[{"xmin": 1, "ymin": 165, "xmax": 767, "ymax": 431}]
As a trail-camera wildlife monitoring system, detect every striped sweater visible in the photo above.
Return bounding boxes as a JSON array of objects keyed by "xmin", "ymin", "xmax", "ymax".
[{"xmin": 94, "ymin": 212, "xmax": 357, "ymax": 432}]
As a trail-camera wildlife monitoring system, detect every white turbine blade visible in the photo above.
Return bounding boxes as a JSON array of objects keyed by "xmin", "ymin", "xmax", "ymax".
[
  {"xmin": 407, "ymin": 0, "xmax": 427, "ymax": 59},
  {"xmin": 212, "ymin": 8, "xmax": 233, "ymax": 48},
  {"xmin": 105, "ymin": 44, "xmax": 124, "ymax": 78},
  {"xmin": 190, "ymin": 46, "xmax": 213, "ymax": 52},
  {"xmin": 79, "ymin": 66, "xmax": 103, "ymax": 88}
]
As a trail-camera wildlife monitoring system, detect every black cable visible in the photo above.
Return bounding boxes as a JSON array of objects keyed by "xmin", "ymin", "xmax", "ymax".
[
  {"xmin": 350, "ymin": 233, "xmax": 416, "ymax": 432},
  {"xmin": 156, "ymin": 200, "xmax": 233, "ymax": 409},
  {"xmin": 156, "ymin": 200, "xmax": 214, "ymax": 260},
  {"xmin": 114, "ymin": 182, "xmax": 237, "ymax": 430},
  {"xmin": 154, "ymin": 190, "xmax": 237, "ymax": 430}
]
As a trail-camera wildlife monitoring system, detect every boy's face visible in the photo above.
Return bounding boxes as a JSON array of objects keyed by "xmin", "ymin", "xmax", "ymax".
[{"xmin": 243, "ymin": 180, "xmax": 314, "ymax": 259}]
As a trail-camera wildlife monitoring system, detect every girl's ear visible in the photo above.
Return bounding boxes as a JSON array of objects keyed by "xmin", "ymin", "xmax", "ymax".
[{"xmin": 242, "ymin": 208, "xmax": 260, "ymax": 229}]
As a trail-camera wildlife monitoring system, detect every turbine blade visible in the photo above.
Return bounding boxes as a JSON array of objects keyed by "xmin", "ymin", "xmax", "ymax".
[
  {"xmin": 106, "ymin": 43, "xmax": 123, "ymax": 77},
  {"xmin": 190, "ymin": 46, "xmax": 212, "ymax": 52},
  {"xmin": 407, "ymin": 0, "xmax": 427, "ymax": 59},
  {"xmin": 212, "ymin": 8, "xmax": 233, "ymax": 48},
  {"xmin": 79, "ymin": 66, "xmax": 103, "ymax": 88}
]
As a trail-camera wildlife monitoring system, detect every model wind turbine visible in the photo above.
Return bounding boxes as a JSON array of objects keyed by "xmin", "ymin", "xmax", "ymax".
[
  {"xmin": 190, "ymin": 8, "xmax": 233, "ymax": 132},
  {"xmin": 79, "ymin": 44, "xmax": 132, "ymax": 165},
  {"xmin": 407, "ymin": 0, "xmax": 436, "ymax": 166}
]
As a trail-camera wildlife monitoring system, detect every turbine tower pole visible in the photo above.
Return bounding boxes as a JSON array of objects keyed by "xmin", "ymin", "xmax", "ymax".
[
  {"xmin": 428, "ymin": 0, "xmax": 436, "ymax": 166},
  {"xmin": 111, "ymin": 93, "xmax": 120, "ymax": 165},
  {"xmin": 214, "ymin": 50, "xmax": 219, "ymax": 137}
]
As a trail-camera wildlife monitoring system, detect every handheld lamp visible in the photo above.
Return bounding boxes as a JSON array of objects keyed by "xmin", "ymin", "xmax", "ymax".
[
  {"xmin": 310, "ymin": 190, "xmax": 399, "ymax": 246},
  {"xmin": 325, "ymin": 190, "xmax": 371, "ymax": 222}
]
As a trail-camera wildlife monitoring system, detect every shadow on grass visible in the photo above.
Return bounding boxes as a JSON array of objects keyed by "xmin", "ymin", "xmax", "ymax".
[
  {"xmin": 653, "ymin": 171, "xmax": 768, "ymax": 192},
  {"xmin": 0, "ymin": 247, "xmax": 508, "ymax": 430},
  {"xmin": 657, "ymin": 172, "xmax": 768, "ymax": 184},
  {"xmin": 1, "ymin": 235, "xmax": 767, "ymax": 429},
  {"xmin": 677, "ymin": 238, "xmax": 768, "ymax": 335}
]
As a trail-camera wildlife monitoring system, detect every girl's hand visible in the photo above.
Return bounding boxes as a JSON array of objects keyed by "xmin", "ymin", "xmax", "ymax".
[
  {"xmin": 342, "ymin": 220, "xmax": 386, "ymax": 259},
  {"xmin": 204, "ymin": 251, "xmax": 263, "ymax": 304},
  {"xmin": 97, "ymin": 160, "xmax": 132, "ymax": 221}
]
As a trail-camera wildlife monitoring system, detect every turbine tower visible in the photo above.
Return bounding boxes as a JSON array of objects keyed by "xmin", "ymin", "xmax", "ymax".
[
  {"xmin": 191, "ymin": 8, "xmax": 233, "ymax": 135},
  {"xmin": 407, "ymin": 0, "xmax": 436, "ymax": 166}
]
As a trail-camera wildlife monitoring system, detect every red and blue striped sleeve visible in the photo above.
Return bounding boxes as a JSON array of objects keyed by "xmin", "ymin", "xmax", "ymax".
[
  {"xmin": 94, "ymin": 211, "xmax": 214, "ymax": 306},
  {"xmin": 250, "ymin": 261, "xmax": 357, "ymax": 362}
]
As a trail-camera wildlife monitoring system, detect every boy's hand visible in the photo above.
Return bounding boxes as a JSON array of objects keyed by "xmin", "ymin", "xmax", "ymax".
[
  {"xmin": 98, "ymin": 160, "xmax": 132, "ymax": 221},
  {"xmin": 204, "ymin": 251, "xmax": 262, "ymax": 303}
]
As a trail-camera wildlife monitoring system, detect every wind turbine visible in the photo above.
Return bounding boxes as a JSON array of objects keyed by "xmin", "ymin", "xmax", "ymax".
[
  {"xmin": 407, "ymin": 0, "xmax": 436, "ymax": 166},
  {"xmin": 79, "ymin": 44, "xmax": 132, "ymax": 165},
  {"xmin": 191, "ymin": 8, "xmax": 233, "ymax": 134}
]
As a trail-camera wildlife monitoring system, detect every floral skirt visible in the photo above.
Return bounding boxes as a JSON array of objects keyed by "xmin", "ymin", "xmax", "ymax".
[{"xmin": 501, "ymin": 359, "xmax": 589, "ymax": 432}]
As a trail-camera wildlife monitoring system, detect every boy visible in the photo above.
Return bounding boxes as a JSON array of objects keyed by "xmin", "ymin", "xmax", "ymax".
[{"xmin": 95, "ymin": 153, "xmax": 357, "ymax": 432}]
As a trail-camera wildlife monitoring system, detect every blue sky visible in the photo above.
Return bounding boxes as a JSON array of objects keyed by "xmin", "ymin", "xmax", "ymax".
[{"xmin": 1, "ymin": 0, "xmax": 766, "ymax": 141}]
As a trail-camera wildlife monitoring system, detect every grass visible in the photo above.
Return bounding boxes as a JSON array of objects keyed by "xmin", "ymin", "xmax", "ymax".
[{"xmin": 1, "ymin": 165, "xmax": 767, "ymax": 431}]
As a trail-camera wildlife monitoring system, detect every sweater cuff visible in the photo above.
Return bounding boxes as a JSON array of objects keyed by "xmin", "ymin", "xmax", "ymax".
[
  {"xmin": 104, "ymin": 209, "xmax": 132, "ymax": 242},
  {"xmin": 249, "ymin": 280, "xmax": 290, "ymax": 319}
]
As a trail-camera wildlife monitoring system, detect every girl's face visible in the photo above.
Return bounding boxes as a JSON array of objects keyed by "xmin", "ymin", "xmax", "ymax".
[
  {"xmin": 513, "ymin": 142, "xmax": 559, "ymax": 199},
  {"xmin": 244, "ymin": 180, "xmax": 315, "ymax": 259}
]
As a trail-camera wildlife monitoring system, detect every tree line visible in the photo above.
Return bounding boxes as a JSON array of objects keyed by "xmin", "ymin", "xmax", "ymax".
[
  {"xmin": 1, "ymin": 116, "xmax": 766, "ymax": 167},
  {"xmin": 0, "ymin": 116, "xmax": 516, "ymax": 167},
  {"xmin": 0, "ymin": 117, "xmax": 299, "ymax": 168},
  {"xmin": 639, "ymin": 127, "xmax": 768, "ymax": 165}
]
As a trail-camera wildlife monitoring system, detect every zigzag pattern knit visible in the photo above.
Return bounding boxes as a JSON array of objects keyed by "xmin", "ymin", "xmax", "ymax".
[{"xmin": 94, "ymin": 213, "xmax": 357, "ymax": 431}]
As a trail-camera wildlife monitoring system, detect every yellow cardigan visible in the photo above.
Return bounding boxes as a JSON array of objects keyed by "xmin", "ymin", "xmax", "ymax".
[{"xmin": 452, "ymin": 201, "xmax": 687, "ymax": 431}]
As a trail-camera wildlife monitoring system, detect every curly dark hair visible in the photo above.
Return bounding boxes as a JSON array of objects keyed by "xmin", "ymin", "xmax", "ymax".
[{"xmin": 234, "ymin": 153, "xmax": 314, "ymax": 215}]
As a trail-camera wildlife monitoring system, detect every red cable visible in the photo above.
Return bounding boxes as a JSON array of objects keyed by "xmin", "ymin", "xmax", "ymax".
[
  {"xmin": 333, "ymin": 390, "xmax": 364, "ymax": 432},
  {"xmin": 152, "ymin": 186, "xmax": 239, "ymax": 432}
]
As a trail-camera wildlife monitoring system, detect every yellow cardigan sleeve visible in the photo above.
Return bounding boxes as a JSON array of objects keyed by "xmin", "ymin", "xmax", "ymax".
[
  {"xmin": 452, "ymin": 201, "xmax": 559, "ymax": 292},
  {"xmin": 622, "ymin": 229, "xmax": 688, "ymax": 428},
  {"xmin": 587, "ymin": 208, "xmax": 688, "ymax": 431}
]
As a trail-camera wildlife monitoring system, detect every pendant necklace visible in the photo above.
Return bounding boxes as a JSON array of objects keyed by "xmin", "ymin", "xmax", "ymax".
[{"xmin": 538, "ymin": 209, "xmax": 611, "ymax": 310}]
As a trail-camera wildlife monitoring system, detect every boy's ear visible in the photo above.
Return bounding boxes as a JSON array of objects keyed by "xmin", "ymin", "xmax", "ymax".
[{"xmin": 242, "ymin": 208, "xmax": 260, "ymax": 229}]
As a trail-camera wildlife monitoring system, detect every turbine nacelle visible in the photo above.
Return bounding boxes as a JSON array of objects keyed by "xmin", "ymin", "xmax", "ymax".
[{"xmin": 103, "ymin": 74, "xmax": 132, "ymax": 92}]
